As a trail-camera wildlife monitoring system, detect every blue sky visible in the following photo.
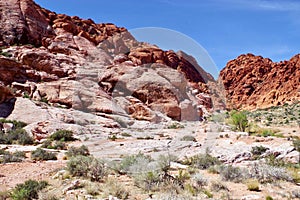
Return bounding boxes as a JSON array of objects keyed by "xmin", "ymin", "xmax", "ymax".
[{"xmin": 35, "ymin": 0, "xmax": 300, "ymax": 77}]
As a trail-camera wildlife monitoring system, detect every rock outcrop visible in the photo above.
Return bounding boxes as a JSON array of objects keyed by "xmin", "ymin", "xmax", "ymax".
[
  {"xmin": 219, "ymin": 53, "xmax": 300, "ymax": 110},
  {"xmin": 0, "ymin": 0, "xmax": 218, "ymax": 126}
]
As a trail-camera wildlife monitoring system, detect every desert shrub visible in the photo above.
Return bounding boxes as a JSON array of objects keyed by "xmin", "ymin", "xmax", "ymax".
[
  {"xmin": 203, "ymin": 190, "xmax": 213, "ymax": 198},
  {"xmin": 220, "ymin": 165, "xmax": 248, "ymax": 183},
  {"xmin": 67, "ymin": 155, "xmax": 107, "ymax": 181},
  {"xmin": 157, "ymin": 154, "xmax": 178, "ymax": 173},
  {"xmin": 265, "ymin": 196, "xmax": 274, "ymax": 200},
  {"xmin": 246, "ymin": 179, "xmax": 260, "ymax": 191},
  {"xmin": 293, "ymin": 138, "xmax": 300, "ymax": 153},
  {"xmin": 251, "ymin": 145, "xmax": 269, "ymax": 159},
  {"xmin": 210, "ymin": 181, "xmax": 228, "ymax": 192},
  {"xmin": 134, "ymin": 170, "xmax": 161, "ymax": 191},
  {"xmin": 49, "ymin": 130, "xmax": 76, "ymax": 142},
  {"xmin": 180, "ymin": 135, "xmax": 196, "ymax": 142},
  {"xmin": 0, "ymin": 119, "xmax": 27, "ymax": 129},
  {"xmin": 31, "ymin": 148, "xmax": 57, "ymax": 161},
  {"xmin": 0, "ymin": 151, "xmax": 26, "ymax": 163},
  {"xmin": 229, "ymin": 110, "xmax": 248, "ymax": 132},
  {"xmin": 102, "ymin": 178, "xmax": 130, "ymax": 199},
  {"xmin": 118, "ymin": 154, "xmax": 165, "ymax": 191},
  {"xmin": 265, "ymin": 155, "xmax": 286, "ymax": 167},
  {"xmin": 186, "ymin": 153, "xmax": 221, "ymax": 170},
  {"xmin": 117, "ymin": 153, "xmax": 152, "ymax": 174},
  {"xmin": 250, "ymin": 163, "xmax": 292, "ymax": 183},
  {"xmin": 208, "ymin": 165, "xmax": 222, "ymax": 174},
  {"xmin": 0, "ymin": 129, "xmax": 33, "ymax": 145},
  {"xmin": 191, "ymin": 173, "xmax": 207, "ymax": 188},
  {"xmin": 288, "ymin": 167, "xmax": 300, "ymax": 183},
  {"xmin": 41, "ymin": 140, "xmax": 67, "ymax": 150},
  {"xmin": 65, "ymin": 145, "xmax": 90, "ymax": 158},
  {"xmin": 11, "ymin": 179, "xmax": 48, "ymax": 200},
  {"xmin": 167, "ymin": 122, "xmax": 184, "ymax": 129}
]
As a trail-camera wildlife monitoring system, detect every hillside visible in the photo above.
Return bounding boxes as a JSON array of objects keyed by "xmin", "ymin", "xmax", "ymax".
[{"xmin": 219, "ymin": 53, "xmax": 300, "ymax": 110}]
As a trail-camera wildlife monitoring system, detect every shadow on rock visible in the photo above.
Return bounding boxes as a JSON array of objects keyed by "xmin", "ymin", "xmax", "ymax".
[{"xmin": 0, "ymin": 98, "xmax": 16, "ymax": 118}]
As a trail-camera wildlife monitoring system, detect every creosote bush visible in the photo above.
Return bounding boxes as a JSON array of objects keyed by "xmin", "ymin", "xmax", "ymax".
[
  {"xmin": 67, "ymin": 155, "xmax": 107, "ymax": 182},
  {"xmin": 11, "ymin": 179, "xmax": 48, "ymax": 200},
  {"xmin": 50, "ymin": 130, "xmax": 76, "ymax": 142},
  {"xmin": 251, "ymin": 145, "xmax": 269, "ymax": 159},
  {"xmin": 31, "ymin": 148, "xmax": 57, "ymax": 161},
  {"xmin": 0, "ymin": 150, "xmax": 26, "ymax": 164},
  {"xmin": 65, "ymin": 145, "xmax": 90, "ymax": 158},
  {"xmin": 0, "ymin": 129, "xmax": 33, "ymax": 145},
  {"xmin": 41, "ymin": 140, "xmax": 67, "ymax": 150},
  {"xmin": 185, "ymin": 152, "xmax": 221, "ymax": 170}
]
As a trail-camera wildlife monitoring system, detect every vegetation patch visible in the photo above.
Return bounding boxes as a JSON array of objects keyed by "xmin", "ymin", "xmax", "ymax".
[
  {"xmin": 31, "ymin": 148, "xmax": 57, "ymax": 161},
  {"xmin": 49, "ymin": 130, "xmax": 76, "ymax": 142},
  {"xmin": 11, "ymin": 179, "xmax": 48, "ymax": 200}
]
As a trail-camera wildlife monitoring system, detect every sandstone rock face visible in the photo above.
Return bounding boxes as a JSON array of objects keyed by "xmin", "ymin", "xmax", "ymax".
[
  {"xmin": 0, "ymin": 84, "xmax": 14, "ymax": 104},
  {"xmin": 0, "ymin": 0, "xmax": 218, "ymax": 130},
  {"xmin": 219, "ymin": 53, "xmax": 300, "ymax": 110}
]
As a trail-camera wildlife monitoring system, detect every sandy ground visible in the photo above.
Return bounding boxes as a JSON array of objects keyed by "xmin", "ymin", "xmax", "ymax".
[{"xmin": 0, "ymin": 160, "xmax": 66, "ymax": 191}]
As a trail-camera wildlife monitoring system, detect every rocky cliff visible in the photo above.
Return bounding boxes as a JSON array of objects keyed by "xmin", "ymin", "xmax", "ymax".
[
  {"xmin": 0, "ymin": 0, "xmax": 219, "ymax": 133},
  {"xmin": 219, "ymin": 53, "xmax": 300, "ymax": 110}
]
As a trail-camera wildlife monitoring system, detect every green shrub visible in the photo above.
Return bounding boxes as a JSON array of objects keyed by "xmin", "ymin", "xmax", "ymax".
[
  {"xmin": 229, "ymin": 110, "xmax": 248, "ymax": 132},
  {"xmin": 11, "ymin": 179, "xmax": 48, "ymax": 200},
  {"xmin": 167, "ymin": 122, "xmax": 184, "ymax": 129},
  {"xmin": 67, "ymin": 156, "xmax": 107, "ymax": 181},
  {"xmin": 0, "ymin": 119, "xmax": 27, "ymax": 129},
  {"xmin": 251, "ymin": 145, "xmax": 269, "ymax": 159},
  {"xmin": 203, "ymin": 190, "xmax": 213, "ymax": 198},
  {"xmin": 0, "ymin": 129, "xmax": 33, "ymax": 145},
  {"xmin": 49, "ymin": 130, "xmax": 76, "ymax": 142},
  {"xmin": 41, "ymin": 140, "xmax": 67, "ymax": 150},
  {"xmin": 31, "ymin": 148, "xmax": 57, "ymax": 161},
  {"xmin": 266, "ymin": 196, "xmax": 273, "ymax": 200},
  {"xmin": 186, "ymin": 153, "xmax": 221, "ymax": 170},
  {"xmin": 65, "ymin": 145, "xmax": 90, "ymax": 158}
]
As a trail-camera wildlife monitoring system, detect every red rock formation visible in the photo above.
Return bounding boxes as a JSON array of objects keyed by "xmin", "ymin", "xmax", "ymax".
[
  {"xmin": 0, "ymin": 84, "xmax": 14, "ymax": 103},
  {"xmin": 219, "ymin": 53, "xmax": 300, "ymax": 110},
  {"xmin": 0, "ymin": 0, "xmax": 126, "ymax": 47},
  {"xmin": 0, "ymin": 0, "xmax": 218, "ymax": 121}
]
